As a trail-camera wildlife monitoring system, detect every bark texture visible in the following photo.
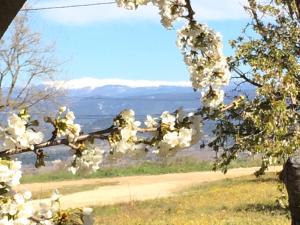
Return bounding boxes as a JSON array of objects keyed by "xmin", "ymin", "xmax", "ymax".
[{"xmin": 281, "ymin": 156, "xmax": 300, "ymax": 225}]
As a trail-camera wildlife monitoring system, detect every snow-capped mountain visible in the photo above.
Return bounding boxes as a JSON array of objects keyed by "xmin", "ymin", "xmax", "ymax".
[
  {"xmin": 48, "ymin": 78, "xmax": 199, "ymax": 130},
  {"xmin": 20, "ymin": 78, "xmax": 255, "ymax": 165},
  {"xmin": 45, "ymin": 78, "xmax": 251, "ymax": 131}
]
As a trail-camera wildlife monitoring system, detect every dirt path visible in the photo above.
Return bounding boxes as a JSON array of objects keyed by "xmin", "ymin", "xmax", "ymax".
[{"xmin": 17, "ymin": 166, "xmax": 281, "ymax": 209}]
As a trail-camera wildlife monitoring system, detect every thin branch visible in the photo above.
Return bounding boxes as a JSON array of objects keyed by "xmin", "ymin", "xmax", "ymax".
[
  {"xmin": 184, "ymin": 0, "xmax": 196, "ymax": 23},
  {"xmin": 0, "ymin": 126, "xmax": 115, "ymax": 157},
  {"xmin": 0, "ymin": 125, "xmax": 160, "ymax": 157},
  {"xmin": 232, "ymin": 67, "xmax": 263, "ymax": 87}
]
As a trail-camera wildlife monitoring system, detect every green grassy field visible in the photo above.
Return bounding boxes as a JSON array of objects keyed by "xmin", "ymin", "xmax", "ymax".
[
  {"xmin": 93, "ymin": 173, "xmax": 290, "ymax": 225},
  {"xmin": 21, "ymin": 157, "xmax": 263, "ymax": 184}
]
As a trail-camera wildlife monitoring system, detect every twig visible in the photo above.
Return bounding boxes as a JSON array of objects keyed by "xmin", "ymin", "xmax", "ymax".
[
  {"xmin": 0, "ymin": 126, "xmax": 115, "ymax": 157},
  {"xmin": 184, "ymin": 0, "xmax": 196, "ymax": 23},
  {"xmin": 0, "ymin": 124, "xmax": 159, "ymax": 157}
]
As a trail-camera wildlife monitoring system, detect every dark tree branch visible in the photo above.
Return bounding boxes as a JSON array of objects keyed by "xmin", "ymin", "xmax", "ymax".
[
  {"xmin": 0, "ymin": 125, "xmax": 160, "ymax": 157},
  {"xmin": 0, "ymin": 126, "xmax": 115, "ymax": 157},
  {"xmin": 232, "ymin": 67, "xmax": 263, "ymax": 87},
  {"xmin": 184, "ymin": 0, "xmax": 196, "ymax": 23}
]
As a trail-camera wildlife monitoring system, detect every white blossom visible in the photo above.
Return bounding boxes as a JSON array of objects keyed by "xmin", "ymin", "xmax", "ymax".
[
  {"xmin": 59, "ymin": 106, "xmax": 67, "ymax": 113},
  {"xmin": 0, "ymin": 217, "xmax": 14, "ymax": 225},
  {"xmin": 69, "ymin": 146, "xmax": 104, "ymax": 174},
  {"xmin": 0, "ymin": 162, "xmax": 35, "ymax": 224},
  {"xmin": 55, "ymin": 108, "xmax": 81, "ymax": 142},
  {"xmin": 202, "ymin": 88, "xmax": 224, "ymax": 108},
  {"xmin": 111, "ymin": 109, "xmax": 142, "ymax": 153},
  {"xmin": 69, "ymin": 166, "xmax": 78, "ymax": 175},
  {"xmin": 144, "ymin": 115, "xmax": 158, "ymax": 128},
  {"xmin": 7, "ymin": 114, "xmax": 26, "ymax": 137},
  {"xmin": 2, "ymin": 114, "xmax": 44, "ymax": 150},
  {"xmin": 0, "ymin": 159, "xmax": 22, "ymax": 188},
  {"xmin": 177, "ymin": 23, "xmax": 230, "ymax": 108},
  {"xmin": 160, "ymin": 111, "xmax": 176, "ymax": 130},
  {"xmin": 23, "ymin": 191, "xmax": 32, "ymax": 201},
  {"xmin": 114, "ymin": 140, "xmax": 133, "ymax": 154},
  {"xmin": 117, "ymin": 1, "xmax": 230, "ymax": 108},
  {"xmin": 162, "ymin": 131, "xmax": 179, "ymax": 148},
  {"xmin": 50, "ymin": 189, "xmax": 61, "ymax": 203},
  {"xmin": 82, "ymin": 208, "xmax": 93, "ymax": 216},
  {"xmin": 14, "ymin": 193, "xmax": 25, "ymax": 205},
  {"xmin": 65, "ymin": 111, "xmax": 75, "ymax": 121},
  {"xmin": 178, "ymin": 127, "xmax": 193, "ymax": 148}
]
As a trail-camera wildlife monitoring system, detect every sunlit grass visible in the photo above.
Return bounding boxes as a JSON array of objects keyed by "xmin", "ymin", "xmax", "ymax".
[
  {"xmin": 93, "ymin": 173, "xmax": 290, "ymax": 225},
  {"xmin": 31, "ymin": 181, "xmax": 118, "ymax": 200}
]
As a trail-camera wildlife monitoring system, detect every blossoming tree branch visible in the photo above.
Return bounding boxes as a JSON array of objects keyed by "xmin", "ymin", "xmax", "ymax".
[{"xmin": 1, "ymin": 0, "xmax": 299, "ymax": 224}]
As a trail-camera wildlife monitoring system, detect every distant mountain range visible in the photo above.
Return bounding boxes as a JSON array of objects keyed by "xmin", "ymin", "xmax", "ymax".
[
  {"xmin": 45, "ymin": 78, "xmax": 191, "ymax": 90},
  {"xmin": 63, "ymin": 83, "xmax": 201, "ymax": 131},
  {"xmin": 19, "ymin": 78, "xmax": 256, "ymax": 166},
  {"xmin": 2, "ymin": 78, "xmax": 255, "ymax": 131},
  {"xmin": 48, "ymin": 78, "xmax": 255, "ymax": 132}
]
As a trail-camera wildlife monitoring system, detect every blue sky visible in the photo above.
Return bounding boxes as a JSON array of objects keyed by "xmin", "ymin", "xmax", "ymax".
[{"xmin": 20, "ymin": 0, "xmax": 250, "ymax": 82}]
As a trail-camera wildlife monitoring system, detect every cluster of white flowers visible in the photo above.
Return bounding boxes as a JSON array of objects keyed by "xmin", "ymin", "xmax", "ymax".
[
  {"xmin": 109, "ymin": 109, "xmax": 202, "ymax": 155},
  {"xmin": 0, "ymin": 159, "xmax": 22, "ymax": 190},
  {"xmin": 0, "ymin": 2, "xmax": 228, "ymax": 224},
  {"xmin": 144, "ymin": 115, "xmax": 158, "ymax": 128},
  {"xmin": 0, "ymin": 159, "xmax": 43, "ymax": 224},
  {"xmin": 201, "ymin": 88, "xmax": 225, "ymax": 108},
  {"xmin": 154, "ymin": 110, "xmax": 202, "ymax": 154},
  {"xmin": 161, "ymin": 127, "xmax": 193, "ymax": 149},
  {"xmin": 2, "ymin": 114, "xmax": 44, "ymax": 150},
  {"xmin": 0, "ymin": 108, "xmax": 94, "ymax": 225},
  {"xmin": 177, "ymin": 23, "xmax": 231, "ymax": 108},
  {"xmin": 110, "ymin": 109, "xmax": 145, "ymax": 153},
  {"xmin": 69, "ymin": 146, "xmax": 104, "ymax": 175},
  {"xmin": 116, "ymin": 0, "xmax": 144, "ymax": 9},
  {"xmin": 35, "ymin": 190, "xmax": 62, "ymax": 224},
  {"xmin": 36, "ymin": 190, "xmax": 93, "ymax": 224},
  {"xmin": 55, "ymin": 107, "xmax": 81, "ymax": 142},
  {"xmin": 0, "ymin": 159, "xmax": 40, "ymax": 224},
  {"xmin": 116, "ymin": 0, "xmax": 186, "ymax": 28},
  {"xmin": 0, "ymin": 191, "xmax": 35, "ymax": 225},
  {"xmin": 0, "ymin": 158, "xmax": 93, "ymax": 225},
  {"xmin": 156, "ymin": 0, "xmax": 186, "ymax": 29},
  {"xmin": 0, "ymin": 159, "xmax": 36, "ymax": 225},
  {"xmin": 117, "ymin": 0, "xmax": 230, "ymax": 108}
]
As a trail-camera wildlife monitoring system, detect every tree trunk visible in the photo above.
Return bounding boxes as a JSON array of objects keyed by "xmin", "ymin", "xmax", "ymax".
[
  {"xmin": 280, "ymin": 156, "xmax": 300, "ymax": 225},
  {"xmin": 0, "ymin": 0, "xmax": 26, "ymax": 39}
]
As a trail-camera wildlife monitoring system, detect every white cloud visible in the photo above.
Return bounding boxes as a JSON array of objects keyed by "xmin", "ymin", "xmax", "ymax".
[
  {"xmin": 45, "ymin": 77, "xmax": 192, "ymax": 89},
  {"xmin": 192, "ymin": 0, "xmax": 249, "ymax": 21},
  {"xmin": 31, "ymin": 0, "xmax": 249, "ymax": 25}
]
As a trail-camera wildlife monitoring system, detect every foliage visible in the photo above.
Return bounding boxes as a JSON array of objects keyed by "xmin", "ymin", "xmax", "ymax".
[{"xmin": 205, "ymin": 0, "xmax": 300, "ymax": 175}]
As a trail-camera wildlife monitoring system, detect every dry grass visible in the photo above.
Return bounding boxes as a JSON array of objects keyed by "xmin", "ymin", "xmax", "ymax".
[
  {"xmin": 30, "ymin": 181, "xmax": 118, "ymax": 200},
  {"xmin": 93, "ymin": 173, "xmax": 290, "ymax": 225}
]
